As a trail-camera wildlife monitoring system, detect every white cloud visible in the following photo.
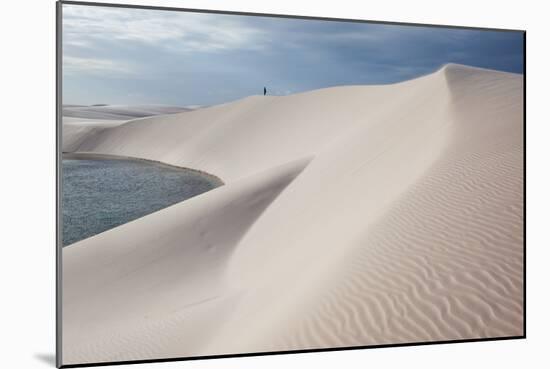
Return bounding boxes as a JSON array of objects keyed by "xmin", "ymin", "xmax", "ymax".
[
  {"xmin": 62, "ymin": 5, "xmax": 268, "ymax": 53},
  {"xmin": 63, "ymin": 56, "xmax": 135, "ymax": 76}
]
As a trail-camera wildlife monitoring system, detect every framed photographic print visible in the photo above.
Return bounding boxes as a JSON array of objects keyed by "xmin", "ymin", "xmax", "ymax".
[{"xmin": 57, "ymin": 1, "xmax": 525, "ymax": 367}]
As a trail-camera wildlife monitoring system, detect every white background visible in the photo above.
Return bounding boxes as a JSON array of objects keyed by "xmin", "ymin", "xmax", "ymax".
[{"xmin": 0, "ymin": 0, "xmax": 547, "ymax": 368}]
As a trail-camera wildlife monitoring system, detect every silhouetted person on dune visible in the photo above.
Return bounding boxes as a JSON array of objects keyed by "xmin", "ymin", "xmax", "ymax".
[{"xmin": 264, "ymin": 87, "xmax": 267, "ymax": 96}]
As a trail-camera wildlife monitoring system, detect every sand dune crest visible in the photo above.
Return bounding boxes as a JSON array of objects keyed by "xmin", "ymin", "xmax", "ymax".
[{"xmin": 62, "ymin": 64, "xmax": 523, "ymax": 364}]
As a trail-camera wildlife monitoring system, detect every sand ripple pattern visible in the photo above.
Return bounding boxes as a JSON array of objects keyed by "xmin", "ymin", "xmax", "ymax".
[
  {"xmin": 243, "ymin": 66, "xmax": 524, "ymax": 352},
  {"xmin": 62, "ymin": 64, "xmax": 523, "ymax": 363},
  {"xmin": 276, "ymin": 141, "xmax": 523, "ymax": 350}
]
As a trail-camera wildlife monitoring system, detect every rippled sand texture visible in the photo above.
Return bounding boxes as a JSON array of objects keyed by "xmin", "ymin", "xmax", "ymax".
[{"xmin": 62, "ymin": 64, "xmax": 524, "ymax": 365}]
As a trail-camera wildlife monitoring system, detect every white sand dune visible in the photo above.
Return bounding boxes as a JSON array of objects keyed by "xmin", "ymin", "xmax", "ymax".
[
  {"xmin": 62, "ymin": 118, "xmax": 125, "ymax": 153},
  {"xmin": 62, "ymin": 64, "xmax": 524, "ymax": 365},
  {"xmin": 62, "ymin": 105, "xmax": 191, "ymax": 152},
  {"xmin": 62, "ymin": 104, "xmax": 191, "ymax": 120}
]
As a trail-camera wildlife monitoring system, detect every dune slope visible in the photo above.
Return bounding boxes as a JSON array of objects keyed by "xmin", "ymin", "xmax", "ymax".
[
  {"xmin": 62, "ymin": 105, "xmax": 191, "ymax": 152},
  {"xmin": 63, "ymin": 157, "xmax": 311, "ymax": 362},
  {"xmin": 62, "ymin": 64, "xmax": 523, "ymax": 364},
  {"xmin": 63, "ymin": 104, "xmax": 191, "ymax": 120}
]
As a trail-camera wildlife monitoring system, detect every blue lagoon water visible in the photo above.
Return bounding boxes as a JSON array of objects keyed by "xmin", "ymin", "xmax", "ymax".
[{"xmin": 62, "ymin": 157, "xmax": 222, "ymax": 246}]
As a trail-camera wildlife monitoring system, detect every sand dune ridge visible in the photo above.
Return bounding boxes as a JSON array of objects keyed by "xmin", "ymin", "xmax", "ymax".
[{"xmin": 62, "ymin": 64, "xmax": 523, "ymax": 364}]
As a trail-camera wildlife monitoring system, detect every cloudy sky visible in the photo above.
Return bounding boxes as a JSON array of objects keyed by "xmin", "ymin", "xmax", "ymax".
[{"xmin": 62, "ymin": 4, "xmax": 524, "ymax": 107}]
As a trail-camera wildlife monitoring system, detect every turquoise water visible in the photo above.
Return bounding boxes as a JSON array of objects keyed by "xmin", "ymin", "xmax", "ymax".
[{"xmin": 62, "ymin": 158, "xmax": 222, "ymax": 246}]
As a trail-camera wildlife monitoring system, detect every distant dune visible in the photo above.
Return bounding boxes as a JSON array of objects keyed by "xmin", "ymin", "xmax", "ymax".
[
  {"xmin": 61, "ymin": 105, "xmax": 191, "ymax": 152},
  {"xmin": 62, "ymin": 64, "xmax": 524, "ymax": 364},
  {"xmin": 62, "ymin": 104, "xmax": 191, "ymax": 120}
]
